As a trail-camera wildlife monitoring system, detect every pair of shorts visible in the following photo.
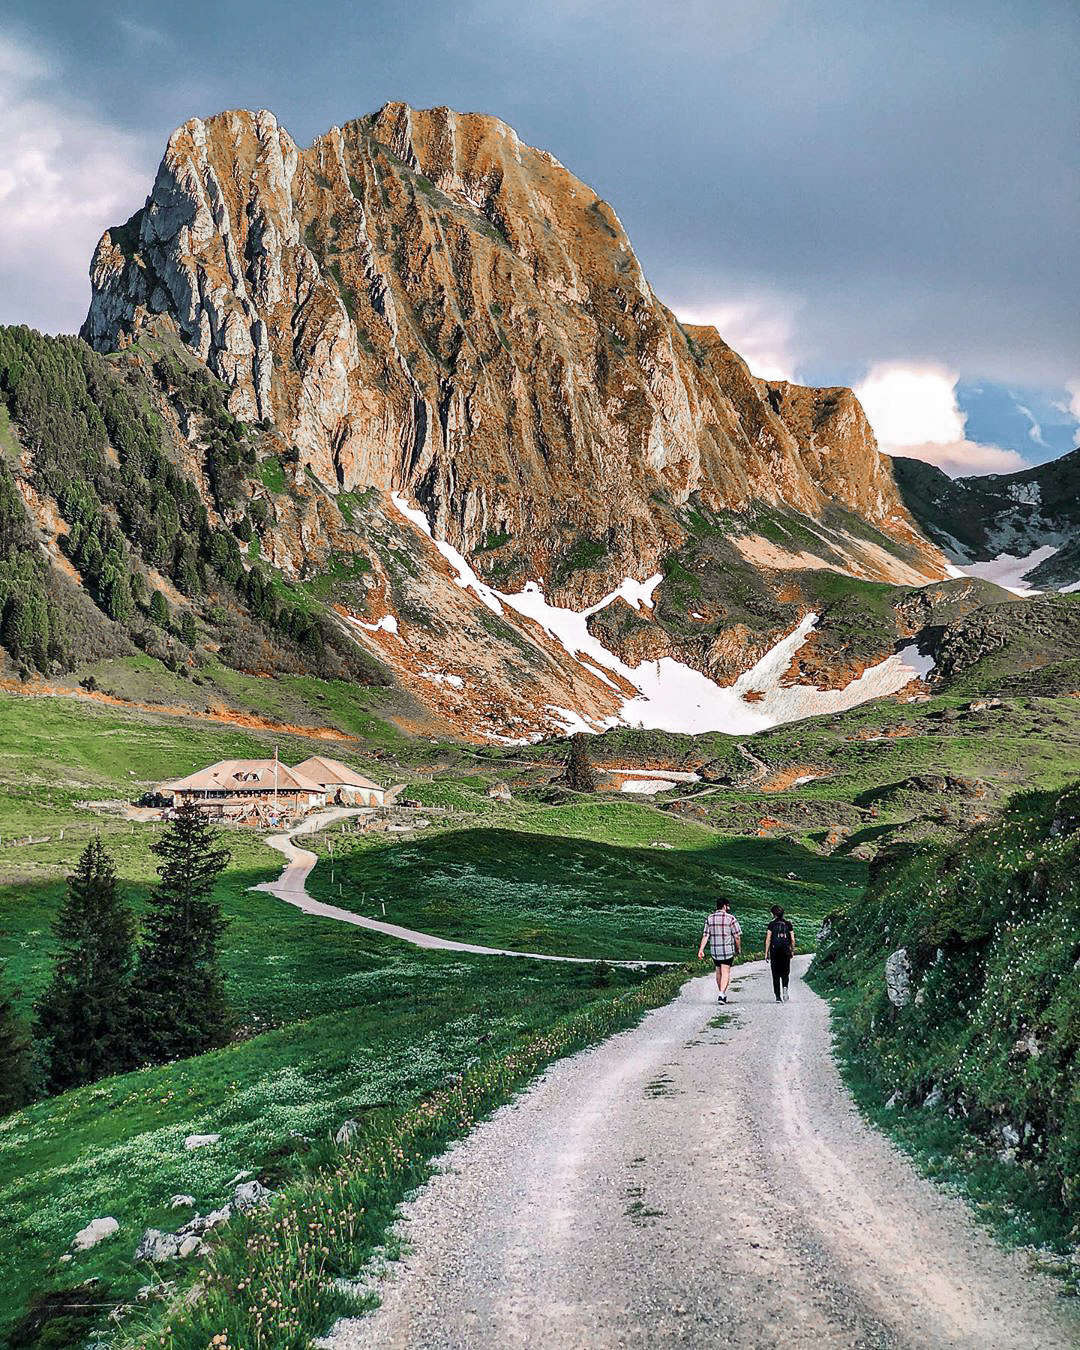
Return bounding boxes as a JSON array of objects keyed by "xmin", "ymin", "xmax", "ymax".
[{"xmin": 713, "ymin": 956, "xmax": 734, "ymax": 968}]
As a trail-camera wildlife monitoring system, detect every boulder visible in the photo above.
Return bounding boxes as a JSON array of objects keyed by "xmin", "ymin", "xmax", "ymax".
[
  {"xmin": 177, "ymin": 1235, "xmax": 205, "ymax": 1258},
  {"xmin": 233, "ymin": 1181, "xmax": 275, "ymax": 1212},
  {"xmin": 135, "ymin": 1229, "xmax": 184, "ymax": 1263},
  {"xmin": 884, "ymin": 948, "xmax": 913, "ymax": 1007},
  {"xmin": 884, "ymin": 1091, "xmax": 900, "ymax": 1111},
  {"xmin": 178, "ymin": 1205, "xmax": 231, "ymax": 1236},
  {"xmin": 923, "ymin": 1086, "xmax": 943, "ymax": 1110},
  {"xmin": 169, "ymin": 1194, "xmax": 196, "ymax": 1209},
  {"xmin": 72, "ymin": 1217, "xmax": 119, "ymax": 1251},
  {"xmin": 183, "ymin": 1133, "xmax": 220, "ymax": 1150}
]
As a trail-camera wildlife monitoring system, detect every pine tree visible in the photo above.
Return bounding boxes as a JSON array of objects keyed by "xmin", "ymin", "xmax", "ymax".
[
  {"xmin": 131, "ymin": 801, "xmax": 231, "ymax": 1063},
  {"xmin": 35, "ymin": 838, "xmax": 136, "ymax": 1092},
  {"xmin": 563, "ymin": 732, "xmax": 597, "ymax": 793},
  {"xmin": 149, "ymin": 589, "xmax": 170, "ymax": 626},
  {"xmin": 0, "ymin": 962, "xmax": 30, "ymax": 1116}
]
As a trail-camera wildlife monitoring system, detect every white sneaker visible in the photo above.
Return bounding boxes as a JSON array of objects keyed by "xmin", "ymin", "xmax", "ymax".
[{"xmin": 782, "ymin": 988, "xmax": 790, "ymax": 1001}]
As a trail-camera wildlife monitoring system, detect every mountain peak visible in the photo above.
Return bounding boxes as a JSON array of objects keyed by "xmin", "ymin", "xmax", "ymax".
[{"xmin": 82, "ymin": 104, "xmax": 942, "ymax": 600}]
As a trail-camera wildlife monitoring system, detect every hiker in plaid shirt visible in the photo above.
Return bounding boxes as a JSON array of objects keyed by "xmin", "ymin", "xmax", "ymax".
[{"xmin": 697, "ymin": 898, "xmax": 742, "ymax": 1003}]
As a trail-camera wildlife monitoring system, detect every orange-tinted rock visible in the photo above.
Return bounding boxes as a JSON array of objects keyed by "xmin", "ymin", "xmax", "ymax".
[{"xmin": 83, "ymin": 103, "xmax": 943, "ymax": 604}]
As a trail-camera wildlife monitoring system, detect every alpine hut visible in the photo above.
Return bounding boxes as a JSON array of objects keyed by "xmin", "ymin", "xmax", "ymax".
[
  {"xmin": 291, "ymin": 755, "xmax": 386, "ymax": 806},
  {"xmin": 159, "ymin": 759, "xmax": 326, "ymax": 820}
]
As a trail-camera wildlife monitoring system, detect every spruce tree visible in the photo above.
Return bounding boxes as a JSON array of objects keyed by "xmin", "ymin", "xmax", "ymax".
[
  {"xmin": 0, "ymin": 962, "xmax": 30, "ymax": 1116},
  {"xmin": 563, "ymin": 732, "xmax": 597, "ymax": 793},
  {"xmin": 131, "ymin": 801, "xmax": 231, "ymax": 1062},
  {"xmin": 35, "ymin": 838, "xmax": 136, "ymax": 1092},
  {"xmin": 149, "ymin": 589, "xmax": 170, "ymax": 626}
]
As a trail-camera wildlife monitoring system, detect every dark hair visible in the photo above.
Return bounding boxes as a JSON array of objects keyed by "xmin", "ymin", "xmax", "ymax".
[
  {"xmin": 771, "ymin": 905, "xmax": 785, "ymax": 919},
  {"xmin": 714, "ymin": 898, "xmax": 730, "ymax": 910}
]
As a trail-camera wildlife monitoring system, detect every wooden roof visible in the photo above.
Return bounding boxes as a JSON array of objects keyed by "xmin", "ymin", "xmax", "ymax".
[
  {"xmin": 160, "ymin": 759, "xmax": 325, "ymax": 794},
  {"xmin": 291, "ymin": 755, "xmax": 383, "ymax": 791}
]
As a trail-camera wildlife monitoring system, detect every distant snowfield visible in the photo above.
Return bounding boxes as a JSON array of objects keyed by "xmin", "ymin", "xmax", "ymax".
[
  {"xmin": 944, "ymin": 543, "xmax": 1058, "ymax": 596},
  {"xmin": 389, "ymin": 494, "xmax": 936, "ymax": 739},
  {"xmin": 611, "ymin": 769, "xmax": 701, "ymax": 795}
]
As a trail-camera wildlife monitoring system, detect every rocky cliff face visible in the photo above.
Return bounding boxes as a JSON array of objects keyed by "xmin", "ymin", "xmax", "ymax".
[{"xmin": 83, "ymin": 104, "xmax": 941, "ymax": 603}]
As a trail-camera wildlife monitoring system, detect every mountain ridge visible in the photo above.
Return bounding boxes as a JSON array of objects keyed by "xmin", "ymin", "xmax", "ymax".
[{"xmin": 893, "ymin": 448, "xmax": 1080, "ymax": 590}]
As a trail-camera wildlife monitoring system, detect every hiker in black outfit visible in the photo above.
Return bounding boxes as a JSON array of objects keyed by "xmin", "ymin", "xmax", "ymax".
[{"xmin": 764, "ymin": 904, "xmax": 795, "ymax": 1002}]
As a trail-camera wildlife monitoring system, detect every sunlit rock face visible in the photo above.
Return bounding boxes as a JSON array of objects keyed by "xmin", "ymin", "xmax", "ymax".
[{"xmin": 83, "ymin": 102, "xmax": 941, "ymax": 606}]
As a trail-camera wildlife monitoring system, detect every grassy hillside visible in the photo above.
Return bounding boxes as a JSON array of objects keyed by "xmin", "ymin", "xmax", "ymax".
[
  {"xmin": 810, "ymin": 782, "xmax": 1080, "ymax": 1263},
  {"xmin": 306, "ymin": 799, "xmax": 862, "ymax": 960}
]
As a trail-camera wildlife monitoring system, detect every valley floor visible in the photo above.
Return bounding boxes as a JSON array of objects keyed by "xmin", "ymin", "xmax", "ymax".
[{"xmin": 327, "ymin": 960, "xmax": 1078, "ymax": 1350}]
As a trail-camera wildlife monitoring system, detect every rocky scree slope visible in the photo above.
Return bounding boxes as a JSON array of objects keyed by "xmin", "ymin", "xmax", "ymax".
[
  {"xmin": 894, "ymin": 449, "xmax": 1080, "ymax": 590},
  {"xmin": 0, "ymin": 325, "xmax": 642, "ymax": 741}
]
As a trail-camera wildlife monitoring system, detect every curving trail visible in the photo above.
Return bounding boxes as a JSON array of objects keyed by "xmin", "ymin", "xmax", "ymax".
[
  {"xmin": 253, "ymin": 809, "xmax": 668, "ymax": 967},
  {"xmin": 325, "ymin": 959, "xmax": 1077, "ymax": 1350}
]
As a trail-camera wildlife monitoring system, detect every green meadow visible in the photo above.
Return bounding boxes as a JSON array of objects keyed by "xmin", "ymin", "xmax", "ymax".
[{"xmin": 3, "ymin": 682, "xmax": 1079, "ymax": 1346}]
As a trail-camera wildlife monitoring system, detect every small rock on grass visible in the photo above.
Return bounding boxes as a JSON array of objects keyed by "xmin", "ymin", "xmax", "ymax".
[
  {"xmin": 178, "ymin": 1205, "xmax": 231, "ymax": 1236},
  {"xmin": 335, "ymin": 1119, "xmax": 361, "ymax": 1145},
  {"xmin": 72, "ymin": 1217, "xmax": 119, "ymax": 1251},
  {"xmin": 183, "ymin": 1133, "xmax": 220, "ymax": 1150},
  {"xmin": 169, "ymin": 1194, "xmax": 196, "ymax": 1209},
  {"xmin": 884, "ymin": 949, "xmax": 912, "ymax": 1008},
  {"xmin": 135, "ymin": 1229, "xmax": 184, "ymax": 1263}
]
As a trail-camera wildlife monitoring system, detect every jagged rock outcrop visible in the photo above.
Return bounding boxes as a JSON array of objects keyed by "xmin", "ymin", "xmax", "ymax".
[{"xmin": 83, "ymin": 103, "xmax": 942, "ymax": 602}]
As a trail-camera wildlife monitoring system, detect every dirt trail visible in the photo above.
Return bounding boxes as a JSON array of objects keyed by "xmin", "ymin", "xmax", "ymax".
[
  {"xmin": 254, "ymin": 810, "xmax": 667, "ymax": 967},
  {"xmin": 326, "ymin": 959, "xmax": 1077, "ymax": 1350}
]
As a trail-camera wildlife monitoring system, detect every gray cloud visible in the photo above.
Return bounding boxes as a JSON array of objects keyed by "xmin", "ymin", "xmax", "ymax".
[{"xmin": 4, "ymin": 0, "xmax": 1077, "ymax": 392}]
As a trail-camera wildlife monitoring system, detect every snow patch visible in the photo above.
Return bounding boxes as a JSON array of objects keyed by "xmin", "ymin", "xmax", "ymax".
[
  {"xmin": 348, "ymin": 613, "xmax": 399, "ymax": 636},
  {"xmin": 391, "ymin": 492, "xmax": 504, "ymax": 615},
  {"xmin": 421, "ymin": 671, "xmax": 465, "ymax": 690},
  {"xmin": 390, "ymin": 494, "xmax": 936, "ymax": 738},
  {"xmin": 944, "ymin": 543, "xmax": 1059, "ymax": 596},
  {"xmin": 612, "ymin": 768, "xmax": 701, "ymax": 796}
]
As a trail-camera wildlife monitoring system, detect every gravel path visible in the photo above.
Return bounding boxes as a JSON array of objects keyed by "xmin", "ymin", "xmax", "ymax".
[
  {"xmin": 253, "ymin": 810, "xmax": 667, "ymax": 966},
  {"xmin": 326, "ymin": 959, "xmax": 1077, "ymax": 1350}
]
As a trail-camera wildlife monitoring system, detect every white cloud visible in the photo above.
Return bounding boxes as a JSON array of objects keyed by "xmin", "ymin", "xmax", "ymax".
[
  {"xmin": 1014, "ymin": 402, "xmax": 1047, "ymax": 447},
  {"xmin": 0, "ymin": 33, "xmax": 150, "ymax": 334},
  {"xmin": 854, "ymin": 361, "xmax": 1026, "ymax": 478},
  {"xmin": 1065, "ymin": 380, "xmax": 1080, "ymax": 425},
  {"xmin": 675, "ymin": 293, "xmax": 800, "ymax": 382},
  {"xmin": 881, "ymin": 438, "xmax": 1027, "ymax": 477}
]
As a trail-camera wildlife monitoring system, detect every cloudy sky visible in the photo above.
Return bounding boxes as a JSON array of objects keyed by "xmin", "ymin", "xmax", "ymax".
[{"xmin": 2, "ymin": 0, "xmax": 1077, "ymax": 475}]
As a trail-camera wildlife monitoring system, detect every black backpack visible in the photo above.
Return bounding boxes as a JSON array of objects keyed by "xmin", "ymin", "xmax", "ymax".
[{"xmin": 771, "ymin": 920, "xmax": 792, "ymax": 957}]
